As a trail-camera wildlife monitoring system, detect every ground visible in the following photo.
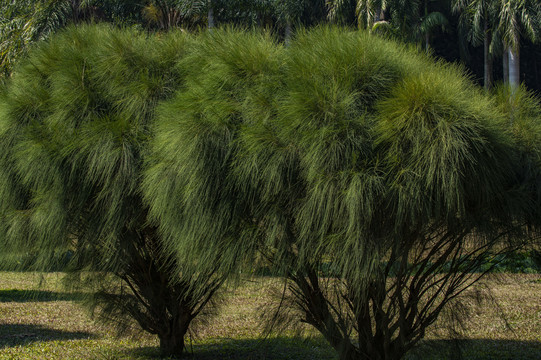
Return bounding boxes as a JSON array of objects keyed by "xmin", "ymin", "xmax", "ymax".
[{"xmin": 0, "ymin": 273, "xmax": 539, "ymax": 359}]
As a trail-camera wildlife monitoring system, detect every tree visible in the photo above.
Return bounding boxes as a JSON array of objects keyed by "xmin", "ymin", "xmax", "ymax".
[
  {"xmin": 453, "ymin": 0, "xmax": 499, "ymax": 90},
  {"xmin": 496, "ymin": 0, "xmax": 540, "ymax": 88},
  {"xmin": 270, "ymin": 0, "xmax": 326, "ymax": 43},
  {"xmin": 328, "ymin": 0, "xmax": 448, "ymax": 51},
  {"xmin": 0, "ymin": 25, "xmax": 222, "ymax": 358},
  {"xmin": 328, "ymin": 0, "xmax": 389, "ymax": 30},
  {"xmin": 0, "ymin": 0, "xmax": 70, "ymax": 79},
  {"xmin": 142, "ymin": 0, "xmax": 209, "ymax": 30},
  {"xmin": 144, "ymin": 27, "xmax": 540, "ymax": 360},
  {"xmin": 418, "ymin": 0, "xmax": 449, "ymax": 52}
]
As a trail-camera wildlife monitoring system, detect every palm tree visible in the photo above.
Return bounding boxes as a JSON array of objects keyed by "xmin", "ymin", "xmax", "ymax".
[
  {"xmin": 453, "ymin": 0, "xmax": 499, "ymax": 90},
  {"xmin": 497, "ymin": 0, "xmax": 540, "ymax": 88},
  {"xmin": 142, "ymin": 0, "xmax": 208, "ymax": 30},
  {"xmin": 327, "ymin": 0, "xmax": 387, "ymax": 30},
  {"xmin": 271, "ymin": 0, "xmax": 326, "ymax": 43},
  {"xmin": 356, "ymin": 0, "xmax": 387, "ymax": 29},
  {"xmin": 0, "ymin": 0, "xmax": 71, "ymax": 79},
  {"xmin": 0, "ymin": 0, "xmax": 147, "ymax": 80},
  {"xmin": 328, "ymin": 0, "xmax": 448, "ymax": 51},
  {"xmin": 419, "ymin": 0, "xmax": 449, "ymax": 52}
]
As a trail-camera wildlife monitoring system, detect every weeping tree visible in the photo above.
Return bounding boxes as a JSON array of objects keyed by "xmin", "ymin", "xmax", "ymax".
[
  {"xmin": 0, "ymin": 25, "xmax": 223, "ymax": 358},
  {"xmin": 145, "ymin": 27, "xmax": 540, "ymax": 360}
]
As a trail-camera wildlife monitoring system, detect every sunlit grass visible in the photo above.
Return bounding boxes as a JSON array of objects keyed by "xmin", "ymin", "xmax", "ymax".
[{"xmin": 0, "ymin": 272, "xmax": 539, "ymax": 359}]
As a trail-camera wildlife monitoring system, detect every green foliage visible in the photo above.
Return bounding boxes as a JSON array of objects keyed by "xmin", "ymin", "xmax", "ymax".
[
  {"xmin": 1, "ymin": 24, "xmax": 186, "ymax": 263},
  {"xmin": 492, "ymin": 84, "xmax": 541, "ymax": 224},
  {"xmin": 145, "ymin": 26, "xmax": 540, "ymax": 360},
  {"xmin": 143, "ymin": 27, "xmax": 285, "ymax": 278},
  {"xmin": 474, "ymin": 250, "xmax": 541, "ymax": 273},
  {"xmin": 497, "ymin": 0, "xmax": 540, "ymax": 51},
  {"xmin": 0, "ymin": 24, "xmax": 221, "ymax": 358}
]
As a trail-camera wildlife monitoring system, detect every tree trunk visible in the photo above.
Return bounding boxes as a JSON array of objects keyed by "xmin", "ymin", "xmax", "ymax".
[
  {"xmin": 424, "ymin": 0, "xmax": 429, "ymax": 53},
  {"xmin": 208, "ymin": 1, "xmax": 214, "ymax": 29},
  {"xmin": 71, "ymin": 0, "xmax": 82, "ymax": 24},
  {"xmin": 159, "ymin": 334, "xmax": 185, "ymax": 358},
  {"xmin": 158, "ymin": 320, "xmax": 189, "ymax": 358},
  {"xmin": 508, "ymin": 46, "xmax": 519, "ymax": 89},
  {"xmin": 285, "ymin": 19, "xmax": 292, "ymax": 46},
  {"xmin": 289, "ymin": 268, "xmax": 359, "ymax": 359},
  {"xmin": 483, "ymin": 21, "xmax": 493, "ymax": 91},
  {"xmin": 507, "ymin": 46, "xmax": 520, "ymax": 124},
  {"xmin": 375, "ymin": 7, "xmax": 382, "ymax": 22},
  {"xmin": 502, "ymin": 49, "xmax": 509, "ymax": 84}
]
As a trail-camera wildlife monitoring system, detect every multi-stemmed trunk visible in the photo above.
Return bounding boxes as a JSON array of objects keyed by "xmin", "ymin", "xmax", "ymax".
[
  {"xmin": 288, "ymin": 267, "xmax": 401, "ymax": 360},
  {"xmin": 97, "ymin": 225, "xmax": 221, "ymax": 359},
  {"xmin": 157, "ymin": 311, "xmax": 192, "ymax": 358},
  {"xmin": 282, "ymin": 224, "xmax": 507, "ymax": 360}
]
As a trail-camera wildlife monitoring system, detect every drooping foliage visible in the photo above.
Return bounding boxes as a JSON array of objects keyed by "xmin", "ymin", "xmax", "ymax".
[
  {"xmin": 145, "ymin": 27, "xmax": 540, "ymax": 360},
  {"xmin": 143, "ymin": 27, "xmax": 286, "ymax": 277},
  {"xmin": 493, "ymin": 84, "xmax": 541, "ymax": 223},
  {"xmin": 0, "ymin": 25, "xmax": 222, "ymax": 358}
]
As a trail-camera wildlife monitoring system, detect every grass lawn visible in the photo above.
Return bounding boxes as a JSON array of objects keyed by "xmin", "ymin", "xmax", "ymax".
[{"xmin": 0, "ymin": 273, "xmax": 539, "ymax": 359}]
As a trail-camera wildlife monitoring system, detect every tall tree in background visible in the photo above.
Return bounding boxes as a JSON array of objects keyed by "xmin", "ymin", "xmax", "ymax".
[
  {"xmin": 142, "ymin": 0, "xmax": 208, "ymax": 30},
  {"xmin": 0, "ymin": 0, "xmax": 145, "ymax": 80},
  {"xmin": 327, "ymin": 0, "xmax": 388, "ymax": 30},
  {"xmin": 419, "ymin": 0, "xmax": 449, "ymax": 52},
  {"xmin": 453, "ymin": 0, "xmax": 499, "ymax": 90},
  {"xmin": 272, "ymin": 0, "xmax": 326, "ymax": 43},
  {"xmin": 328, "ymin": 0, "xmax": 448, "ymax": 51},
  {"xmin": 0, "ymin": 0, "xmax": 70, "ymax": 79},
  {"xmin": 497, "ymin": 0, "xmax": 540, "ymax": 88}
]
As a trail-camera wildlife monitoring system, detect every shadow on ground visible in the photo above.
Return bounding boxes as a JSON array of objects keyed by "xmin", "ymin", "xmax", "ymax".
[
  {"xmin": 128, "ymin": 336, "xmax": 337, "ymax": 360},
  {"xmin": 127, "ymin": 338, "xmax": 541, "ymax": 360},
  {"xmin": 0, "ymin": 289, "xmax": 85, "ymax": 302},
  {"xmin": 0, "ymin": 324, "xmax": 94, "ymax": 348},
  {"xmin": 408, "ymin": 339, "xmax": 541, "ymax": 360}
]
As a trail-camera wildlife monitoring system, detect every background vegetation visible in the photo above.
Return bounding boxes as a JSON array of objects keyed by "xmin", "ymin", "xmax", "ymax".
[{"xmin": 1, "ymin": 0, "xmax": 541, "ymax": 93}]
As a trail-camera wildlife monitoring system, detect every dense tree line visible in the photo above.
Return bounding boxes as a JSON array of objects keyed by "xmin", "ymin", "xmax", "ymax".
[
  {"xmin": 1, "ymin": 25, "xmax": 540, "ymax": 359},
  {"xmin": 1, "ymin": 0, "xmax": 540, "ymax": 92}
]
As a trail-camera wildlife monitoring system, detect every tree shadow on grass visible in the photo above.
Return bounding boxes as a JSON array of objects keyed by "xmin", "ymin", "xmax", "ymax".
[
  {"xmin": 128, "ymin": 336, "xmax": 338, "ymax": 360},
  {"xmin": 0, "ymin": 289, "xmax": 85, "ymax": 302},
  {"xmin": 127, "ymin": 338, "xmax": 541, "ymax": 360},
  {"xmin": 408, "ymin": 339, "xmax": 541, "ymax": 360},
  {"xmin": 0, "ymin": 324, "xmax": 94, "ymax": 348}
]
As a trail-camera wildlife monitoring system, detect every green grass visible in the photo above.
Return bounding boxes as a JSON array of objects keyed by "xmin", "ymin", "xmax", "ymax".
[{"xmin": 0, "ymin": 273, "xmax": 540, "ymax": 359}]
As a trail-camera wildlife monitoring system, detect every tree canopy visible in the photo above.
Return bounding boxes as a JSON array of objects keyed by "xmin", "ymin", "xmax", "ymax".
[
  {"xmin": 144, "ymin": 27, "xmax": 541, "ymax": 360},
  {"xmin": 0, "ymin": 24, "xmax": 222, "ymax": 358}
]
